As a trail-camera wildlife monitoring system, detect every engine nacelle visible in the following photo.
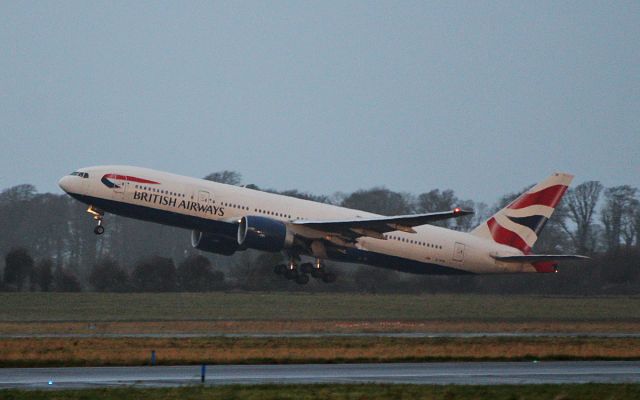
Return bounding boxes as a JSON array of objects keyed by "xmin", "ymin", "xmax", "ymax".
[
  {"xmin": 237, "ymin": 216, "xmax": 294, "ymax": 252},
  {"xmin": 191, "ymin": 230, "xmax": 239, "ymax": 256}
]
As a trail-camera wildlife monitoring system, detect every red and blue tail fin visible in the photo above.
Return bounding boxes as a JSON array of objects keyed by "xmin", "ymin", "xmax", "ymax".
[{"xmin": 471, "ymin": 172, "xmax": 573, "ymax": 255}]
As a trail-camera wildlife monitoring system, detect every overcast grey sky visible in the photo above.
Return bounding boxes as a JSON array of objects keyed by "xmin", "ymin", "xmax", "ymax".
[{"xmin": 1, "ymin": 1, "xmax": 638, "ymax": 204}]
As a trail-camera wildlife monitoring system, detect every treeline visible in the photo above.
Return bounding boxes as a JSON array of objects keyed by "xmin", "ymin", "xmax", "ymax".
[
  {"xmin": 2, "ymin": 248, "xmax": 224, "ymax": 293},
  {"xmin": 1, "ymin": 172, "xmax": 639, "ymax": 294}
]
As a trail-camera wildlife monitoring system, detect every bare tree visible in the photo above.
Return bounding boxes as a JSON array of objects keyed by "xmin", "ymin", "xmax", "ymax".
[
  {"xmin": 341, "ymin": 187, "xmax": 413, "ymax": 216},
  {"xmin": 417, "ymin": 189, "xmax": 457, "ymax": 212},
  {"xmin": 416, "ymin": 189, "xmax": 458, "ymax": 227},
  {"xmin": 621, "ymin": 198, "xmax": 640, "ymax": 248},
  {"xmin": 635, "ymin": 206, "xmax": 640, "ymax": 248},
  {"xmin": 0, "ymin": 184, "xmax": 36, "ymax": 204},
  {"xmin": 275, "ymin": 189, "xmax": 331, "ymax": 204},
  {"xmin": 450, "ymin": 199, "xmax": 487, "ymax": 232},
  {"xmin": 561, "ymin": 181, "xmax": 603, "ymax": 254},
  {"xmin": 601, "ymin": 185, "xmax": 638, "ymax": 253},
  {"xmin": 34, "ymin": 258, "xmax": 54, "ymax": 292},
  {"xmin": 203, "ymin": 170, "xmax": 242, "ymax": 186}
]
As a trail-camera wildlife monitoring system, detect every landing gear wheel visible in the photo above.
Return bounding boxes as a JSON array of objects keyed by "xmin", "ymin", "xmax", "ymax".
[
  {"xmin": 321, "ymin": 272, "xmax": 337, "ymax": 283},
  {"xmin": 311, "ymin": 258, "xmax": 326, "ymax": 279},
  {"xmin": 94, "ymin": 225, "xmax": 105, "ymax": 235},
  {"xmin": 284, "ymin": 269, "xmax": 298, "ymax": 280},
  {"xmin": 295, "ymin": 274, "xmax": 309, "ymax": 285},
  {"xmin": 274, "ymin": 264, "xmax": 287, "ymax": 275},
  {"xmin": 299, "ymin": 263, "xmax": 313, "ymax": 274}
]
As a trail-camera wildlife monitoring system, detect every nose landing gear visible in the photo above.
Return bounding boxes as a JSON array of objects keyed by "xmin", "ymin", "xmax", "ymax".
[
  {"xmin": 94, "ymin": 221, "xmax": 104, "ymax": 235},
  {"xmin": 87, "ymin": 206, "xmax": 105, "ymax": 235}
]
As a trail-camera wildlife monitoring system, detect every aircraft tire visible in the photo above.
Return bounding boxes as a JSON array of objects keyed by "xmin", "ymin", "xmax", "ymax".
[
  {"xmin": 299, "ymin": 263, "xmax": 313, "ymax": 274},
  {"xmin": 284, "ymin": 269, "xmax": 298, "ymax": 280},
  {"xmin": 295, "ymin": 274, "xmax": 309, "ymax": 285},
  {"xmin": 94, "ymin": 226, "xmax": 105, "ymax": 235}
]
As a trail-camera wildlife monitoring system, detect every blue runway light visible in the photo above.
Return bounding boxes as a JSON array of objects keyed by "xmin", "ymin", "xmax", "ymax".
[{"xmin": 48, "ymin": 380, "xmax": 53, "ymax": 385}]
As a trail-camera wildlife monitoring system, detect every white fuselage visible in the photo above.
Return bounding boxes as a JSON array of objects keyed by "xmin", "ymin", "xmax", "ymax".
[{"xmin": 59, "ymin": 165, "xmax": 533, "ymax": 274}]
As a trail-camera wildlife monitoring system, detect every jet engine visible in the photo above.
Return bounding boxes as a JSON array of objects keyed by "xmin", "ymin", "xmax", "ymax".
[
  {"xmin": 237, "ymin": 216, "xmax": 294, "ymax": 252},
  {"xmin": 191, "ymin": 230, "xmax": 239, "ymax": 256}
]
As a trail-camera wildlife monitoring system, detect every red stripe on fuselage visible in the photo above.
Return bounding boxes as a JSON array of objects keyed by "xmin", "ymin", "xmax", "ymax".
[
  {"xmin": 508, "ymin": 185, "xmax": 568, "ymax": 210},
  {"xmin": 487, "ymin": 217, "xmax": 531, "ymax": 254},
  {"xmin": 104, "ymin": 174, "xmax": 160, "ymax": 184}
]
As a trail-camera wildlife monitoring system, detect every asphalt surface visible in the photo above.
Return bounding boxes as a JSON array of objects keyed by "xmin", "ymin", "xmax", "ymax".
[
  {"xmin": 2, "ymin": 332, "xmax": 639, "ymax": 338},
  {"xmin": 1, "ymin": 361, "xmax": 639, "ymax": 389}
]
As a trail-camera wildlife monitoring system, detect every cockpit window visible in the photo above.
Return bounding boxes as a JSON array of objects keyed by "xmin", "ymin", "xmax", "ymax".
[{"xmin": 70, "ymin": 171, "xmax": 89, "ymax": 178}]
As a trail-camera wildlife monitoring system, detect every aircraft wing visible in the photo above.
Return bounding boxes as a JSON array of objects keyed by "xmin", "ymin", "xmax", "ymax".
[
  {"xmin": 493, "ymin": 254, "xmax": 590, "ymax": 263},
  {"xmin": 292, "ymin": 208, "xmax": 473, "ymax": 241}
]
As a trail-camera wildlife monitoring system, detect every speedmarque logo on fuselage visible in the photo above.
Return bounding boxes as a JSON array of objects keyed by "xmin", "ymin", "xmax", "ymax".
[{"xmin": 101, "ymin": 173, "xmax": 161, "ymax": 189}]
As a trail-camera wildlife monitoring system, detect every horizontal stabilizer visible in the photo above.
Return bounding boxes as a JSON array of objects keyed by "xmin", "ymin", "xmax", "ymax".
[{"xmin": 493, "ymin": 254, "xmax": 590, "ymax": 263}]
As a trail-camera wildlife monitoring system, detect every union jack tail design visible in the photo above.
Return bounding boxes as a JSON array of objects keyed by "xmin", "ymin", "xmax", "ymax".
[{"xmin": 470, "ymin": 172, "xmax": 573, "ymax": 258}]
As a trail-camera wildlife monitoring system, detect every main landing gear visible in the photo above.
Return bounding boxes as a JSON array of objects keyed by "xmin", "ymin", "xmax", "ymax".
[
  {"xmin": 274, "ymin": 258, "xmax": 336, "ymax": 285},
  {"xmin": 87, "ymin": 206, "xmax": 105, "ymax": 235}
]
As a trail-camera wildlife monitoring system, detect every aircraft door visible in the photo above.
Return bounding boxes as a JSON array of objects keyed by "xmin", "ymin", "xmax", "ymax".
[
  {"xmin": 452, "ymin": 242, "xmax": 465, "ymax": 263},
  {"xmin": 198, "ymin": 190, "xmax": 211, "ymax": 204}
]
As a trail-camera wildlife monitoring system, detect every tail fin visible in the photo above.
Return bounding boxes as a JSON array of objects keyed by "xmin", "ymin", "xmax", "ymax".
[{"xmin": 470, "ymin": 172, "xmax": 573, "ymax": 254}]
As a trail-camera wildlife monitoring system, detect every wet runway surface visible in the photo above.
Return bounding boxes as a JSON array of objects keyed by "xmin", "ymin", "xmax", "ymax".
[
  {"xmin": 2, "ymin": 361, "xmax": 639, "ymax": 389},
  {"xmin": 2, "ymin": 332, "xmax": 639, "ymax": 338}
]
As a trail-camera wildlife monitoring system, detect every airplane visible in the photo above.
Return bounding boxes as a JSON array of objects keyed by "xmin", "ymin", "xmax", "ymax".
[{"xmin": 58, "ymin": 166, "xmax": 588, "ymax": 284}]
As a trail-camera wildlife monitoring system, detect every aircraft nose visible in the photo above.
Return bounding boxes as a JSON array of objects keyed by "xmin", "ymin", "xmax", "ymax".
[{"xmin": 58, "ymin": 176, "xmax": 72, "ymax": 193}]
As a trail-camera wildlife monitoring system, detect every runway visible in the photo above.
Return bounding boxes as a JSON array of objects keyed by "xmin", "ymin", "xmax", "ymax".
[
  {"xmin": 1, "ymin": 361, "xmax": 639, "ymax": 389},
  {"xmin": 2, "ymin": 332, "xmax": 639, "ymax": 338}
]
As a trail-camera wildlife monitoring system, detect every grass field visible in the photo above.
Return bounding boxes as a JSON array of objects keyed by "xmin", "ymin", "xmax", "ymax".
[
  {"xmin": 1, "ymin": 336, "xmax": 639, "ymax": 367},
  {"xmin": 2, "ymin": 293, "xmax": 638, "ymax": 367},
  {"xmin": 1, "ymin": 292, "xmax": 639, "ymax": 323},
  {"xmin": 2, "ymin": 384, "xmax": 640, "ymax": 400},
  {"xmin": 4, "ymin": 320, "xmax": 640, "ymax": 335}
]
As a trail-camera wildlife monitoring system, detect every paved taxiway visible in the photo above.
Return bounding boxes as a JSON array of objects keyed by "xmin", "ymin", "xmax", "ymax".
[{"xmin": 1, "ymin": 361, "xmax": 639, "ymax": 389}]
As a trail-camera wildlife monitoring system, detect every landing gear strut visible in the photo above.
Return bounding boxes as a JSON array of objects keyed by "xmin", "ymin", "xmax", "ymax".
[
  {"xmin": 311, "ymin": 259, "xmax": 336, "ymax": 283},
  {"xmin": 87, "ymin": 206, "xmax": 105, "ymax": 235},
  {"xmin": 284, "ymin": 258, "xmax": 302, "ymax": 282}
]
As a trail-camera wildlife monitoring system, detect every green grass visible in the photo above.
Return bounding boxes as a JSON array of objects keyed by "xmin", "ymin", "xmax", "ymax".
[
  {"xmin": 1, "ymin": 384, "xmax": 640, "ymax": 400},
  {"xmin": 1, "ymin": 292, "xmax": 639, "ymax": 322}
]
